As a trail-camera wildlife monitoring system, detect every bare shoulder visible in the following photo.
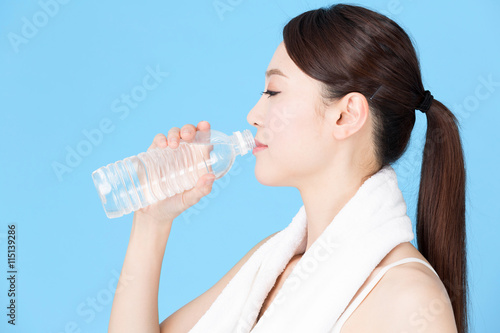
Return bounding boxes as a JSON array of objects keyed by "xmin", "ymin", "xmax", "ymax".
[{"xmin": 374, "ymin": 252, "xmax": 457, "ymax": 332}]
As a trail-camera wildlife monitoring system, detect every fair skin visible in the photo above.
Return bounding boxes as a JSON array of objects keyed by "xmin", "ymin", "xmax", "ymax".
[
  {"xmin": 108, "ymin": 42, "xmax": 457, "ymax": 332},
  {"xmin": 248, "ymin": 42, "xmax": 457, "ymax": 332}
]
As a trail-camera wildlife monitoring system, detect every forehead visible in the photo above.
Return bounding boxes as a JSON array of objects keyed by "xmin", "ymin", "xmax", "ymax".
[
  {"xmin": 266, "ymin": 42, "xmax": 293, "ymax": 79},
  {"xmin": 266, "ymin": 42, "xmax": 319, "ymax": 87},
  {"xmin": 266, "ymin": 42, "xmax": 325, "ymax": 96}
]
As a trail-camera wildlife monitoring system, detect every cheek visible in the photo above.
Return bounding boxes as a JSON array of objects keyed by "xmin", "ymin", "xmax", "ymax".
[
  {"xmin": 254, "ymin": 134, "xmax": 324, "ymax": 186},
  {"xmin": 260, "ymin": 101, "xmax": 303, "ymax": 146},
  {"xmin": 254, "ymin": 96, "xmax": 327, "ymax": 183},
  {"xmin": 269, "ymin": 101, "xmax": 317, "ymax": 149},
  {"xmin": 265, "ymin": 108, "xmax": 322, "ymax": 170}
]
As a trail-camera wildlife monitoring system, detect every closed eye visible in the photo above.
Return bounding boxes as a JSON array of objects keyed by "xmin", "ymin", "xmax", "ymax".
[{"xmin": 261, "ymin": 90, "xmax": 280, "ymax": 98}]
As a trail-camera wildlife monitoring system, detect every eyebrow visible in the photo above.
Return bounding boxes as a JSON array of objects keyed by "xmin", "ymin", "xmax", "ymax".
[{"xmin": 265, "ymin": 68, "xmax": 288, "ymax": 79}]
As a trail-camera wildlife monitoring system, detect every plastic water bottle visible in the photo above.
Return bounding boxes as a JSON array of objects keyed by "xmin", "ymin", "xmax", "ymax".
[{"xmin": 92, "ymin": 129, "xmax": 256, "ymax": 218}]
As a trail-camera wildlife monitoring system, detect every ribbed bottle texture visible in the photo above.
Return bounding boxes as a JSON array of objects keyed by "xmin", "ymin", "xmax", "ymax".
[{"xmin": 92, "ymin": 129, "xmax": 255, "ymax": 218}]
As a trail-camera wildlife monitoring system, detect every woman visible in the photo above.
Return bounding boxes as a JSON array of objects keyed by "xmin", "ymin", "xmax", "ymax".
[{"xmin": 108, "ymin": 4, "xmax": 467, "ymax": 333}]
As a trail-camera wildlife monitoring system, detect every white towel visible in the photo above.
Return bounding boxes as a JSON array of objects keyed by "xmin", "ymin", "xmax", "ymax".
[{"xmin": 188, "ymin": 165, "xmax": 414, "ymax": 333}]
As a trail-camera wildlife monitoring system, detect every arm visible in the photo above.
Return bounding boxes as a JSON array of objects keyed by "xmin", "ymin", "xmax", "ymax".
[
  {"xmin": 378, "ymin": 264, "xmax": 457, "ymax": 333},
  {"xmin": 108, "ymin": 121, "xmax": 216, "ymax": 332},
  {"xmin": 108, "ymin": 210, "xmax": 277, "ymax": 333},
  {"xmin": 108, "ymin": 213, "xmax": 173, "ymax": 333}
]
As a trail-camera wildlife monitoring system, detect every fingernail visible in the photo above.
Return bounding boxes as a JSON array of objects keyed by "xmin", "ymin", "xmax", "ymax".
[{"xmin": 182, "ymin": 129, "xmax": 193, "ymax": 135}]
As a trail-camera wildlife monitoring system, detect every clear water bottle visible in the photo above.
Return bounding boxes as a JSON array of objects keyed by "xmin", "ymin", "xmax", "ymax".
[{"xmin": 92, "ymin": 129, "xmax": 256, "ymax": 218}]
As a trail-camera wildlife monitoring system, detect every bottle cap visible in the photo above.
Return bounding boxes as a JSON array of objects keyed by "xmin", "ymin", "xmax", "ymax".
[{"xmin": 232, "ymin": 129, "xmax": 256, "ymax": 156}]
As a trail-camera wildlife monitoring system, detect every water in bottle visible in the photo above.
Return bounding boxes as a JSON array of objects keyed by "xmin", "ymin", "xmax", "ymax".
[{"xmin": 92, "ymin": 129, "xmax": 256, "ymax": 218}]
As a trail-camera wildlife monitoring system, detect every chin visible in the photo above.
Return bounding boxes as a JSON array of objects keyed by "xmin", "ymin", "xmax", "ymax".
[
  {"xmin": 255, "ymin": 174, "xmax": 278, "ymax": 187},
  {"xmin": 254, "ymin": 165, "xmax": 289, "ymax": 187}
]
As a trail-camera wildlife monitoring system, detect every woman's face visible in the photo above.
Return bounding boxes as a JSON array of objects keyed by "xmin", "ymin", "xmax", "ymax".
[{"xmin": 247, "ymin": 41, "xmax": 337, "ymax": 188}]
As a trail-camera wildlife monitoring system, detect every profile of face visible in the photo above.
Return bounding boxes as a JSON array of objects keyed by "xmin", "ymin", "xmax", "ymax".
[{"xmin": 247, "ymin": 42, "xmax": 374, "ymax": 189}]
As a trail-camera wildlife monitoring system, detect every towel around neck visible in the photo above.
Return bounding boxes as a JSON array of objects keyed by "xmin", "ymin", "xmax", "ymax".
[{"xmin": 188, "ymin": 165, "xmax": 414, "ymax": 333}]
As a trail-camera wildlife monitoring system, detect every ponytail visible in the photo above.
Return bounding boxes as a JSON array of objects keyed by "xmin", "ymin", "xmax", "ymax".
[{"xmin": 417, "ymin": 99, "xmax": 468, "ymax": 333}]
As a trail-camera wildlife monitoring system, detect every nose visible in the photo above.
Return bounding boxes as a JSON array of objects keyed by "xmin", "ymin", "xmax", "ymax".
[{"xmin": 247, "ymin": 96, "xmax": 266, "ymax": 128}]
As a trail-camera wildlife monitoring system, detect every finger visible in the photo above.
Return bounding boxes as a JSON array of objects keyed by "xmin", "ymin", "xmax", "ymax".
[
  {"xmin": 180, "ymin": 124, "xmax": 197, "ymax": 142},
  {"xmin": 196, "ymin": 121, "xmax": 213, "ymax": 161},
  {"xmin": 167, "ymin": 127, "xmax": 181, "ymax": 149},
  {"xmin": 148, "ymin": 133, "xmax": 167, "ymax": 151},
  {"xmin": 180, "ymin": 173, "xmax": 216, "ymax": 209},
  {"xmin": 196, "ymin": 120, "xmax": 210, "ymax": 132}
]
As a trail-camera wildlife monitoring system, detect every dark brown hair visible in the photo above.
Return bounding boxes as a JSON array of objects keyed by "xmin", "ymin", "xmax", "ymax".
[{"xmin": 283, "ymin": 4, "xmax": 468, "ymax": 332}]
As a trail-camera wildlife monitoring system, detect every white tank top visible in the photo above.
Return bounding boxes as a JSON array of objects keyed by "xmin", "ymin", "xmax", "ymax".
[{"xmin": 330, "ymin": 257, "xmax": 440, "ymax": 333}]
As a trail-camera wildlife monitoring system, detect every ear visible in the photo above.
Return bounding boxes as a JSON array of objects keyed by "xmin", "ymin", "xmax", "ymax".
[{"xmin": 329, "ymin": 92, "xmax": 370, "ymax": 140}]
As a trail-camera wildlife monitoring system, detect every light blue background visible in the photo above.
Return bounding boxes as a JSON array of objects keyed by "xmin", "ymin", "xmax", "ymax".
[{"xmin": 1, "ymin": 0, "xmax": 498, "ymax": 332}]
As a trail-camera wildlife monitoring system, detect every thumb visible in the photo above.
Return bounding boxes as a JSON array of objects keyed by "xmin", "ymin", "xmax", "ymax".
[{"xmin": 181, "ymin": 173, "xmax": 216, "ymax": 209}]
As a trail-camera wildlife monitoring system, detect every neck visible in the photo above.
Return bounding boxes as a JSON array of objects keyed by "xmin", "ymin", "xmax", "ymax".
[{"xmin": 298, "ymin": 165, "xmax": 376, "ymax": 252}]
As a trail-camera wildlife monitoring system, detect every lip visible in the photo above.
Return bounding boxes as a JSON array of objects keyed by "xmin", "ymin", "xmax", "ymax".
[
  {"xmin": 253, "ymin": 138, "xmax": 268, "ymax": 155},
  {"xmin": 252, "ymin": 146, "xmax": 268, "ymax": 154},
  {"xmin": 254, "ymin": 138, "xmax": 268, "ymax": 148}
]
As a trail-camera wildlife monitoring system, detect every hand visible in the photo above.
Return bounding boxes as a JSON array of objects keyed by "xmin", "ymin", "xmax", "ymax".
[{"xmin": 134, "ymin": 121, "xmax": 216, "ymax": 224}]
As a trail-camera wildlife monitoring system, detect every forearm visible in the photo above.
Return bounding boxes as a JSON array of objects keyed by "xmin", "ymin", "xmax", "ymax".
[{"xmin": 108, "ymin": 213, "xmax": 173, "ymax": 333}]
